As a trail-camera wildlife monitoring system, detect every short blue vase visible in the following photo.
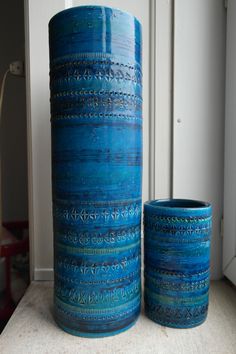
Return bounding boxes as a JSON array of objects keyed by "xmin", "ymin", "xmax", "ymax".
[
  {"xmin": 49, "ymin": 6, "xmax": 142, "ymax": 337},
  {"xmin": 144, "ymin": 199, "xmax": 212, "ymax": 328}
]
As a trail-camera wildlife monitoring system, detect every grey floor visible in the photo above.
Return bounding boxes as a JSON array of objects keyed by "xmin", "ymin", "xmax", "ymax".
[{"xmin": 0, "ymin": 280, "xmax": 236, "ymax": 354}]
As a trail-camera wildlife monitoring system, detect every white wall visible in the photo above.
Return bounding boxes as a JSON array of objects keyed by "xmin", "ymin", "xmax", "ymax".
[
  {"xmin": 173, "ymin": 0, "xmax": 226, "ymax": 279},
  {"xmin": 223, "ymin": 0, "xmax": 236, "ymax": 285},
  {"xmin": 154, "ymin": 0, "xmax": 173, "ymax": 199},
  {"xmin": 25, "ymin": 0, "xmax": 66, "ymax": 280},
  {"xmin": 0, "ymin": 0, "xmax": 28, "ymax": 222}
]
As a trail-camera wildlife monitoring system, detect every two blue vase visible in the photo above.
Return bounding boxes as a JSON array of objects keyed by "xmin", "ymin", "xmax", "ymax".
[
  {"xmin": 49, "ymin": 6, "xmax": 142, "ymax": 337},
  {"xmin": 144, "ymin": 199, "xmax": 212, "ymax": 328},
  {"xmin": 49, "ymin": 5, "xmax": 212, "ymax": 337}
]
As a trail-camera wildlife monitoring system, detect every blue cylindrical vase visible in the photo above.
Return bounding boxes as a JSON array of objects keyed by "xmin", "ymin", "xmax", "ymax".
[
  {"xmin": 144, "ymin": 199, "xmax": 212, "ymax": 328},
  {"xmin": 49, "ymin": 6, "xmax": 142, "ymax": 337}
]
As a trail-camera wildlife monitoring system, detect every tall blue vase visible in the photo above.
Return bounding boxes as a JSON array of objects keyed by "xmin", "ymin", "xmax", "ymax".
[
  {"xmin": 144, "ymin": 199, "xmax": 212, "ymax": 328},
  {"xmin": 49, "ymin": 6, "xmax": 142, "ymax": 337}
]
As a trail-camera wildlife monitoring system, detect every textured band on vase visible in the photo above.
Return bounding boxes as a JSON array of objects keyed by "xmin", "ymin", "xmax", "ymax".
[
  {"xmin": 144, "ymin": 199, "xmax": 212, "ymax": 328},
  {"xmin": 49, "ymin": 6, "xmax": 142, "ymax": 337}
]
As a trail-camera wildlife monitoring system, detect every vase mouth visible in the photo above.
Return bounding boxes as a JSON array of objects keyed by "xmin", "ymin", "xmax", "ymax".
[
  {"xmin": 49, "ymin": 5, "xmax": 142, "ymax": 28},
  {"xmin": 145, "ymin": 199, "xmax": 211, "ymax": 210}
]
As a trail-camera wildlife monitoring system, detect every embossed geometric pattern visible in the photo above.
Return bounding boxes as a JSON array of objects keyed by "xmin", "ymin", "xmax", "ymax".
[
  {"xmin": 144, "ymin": 199, "xmax": 212, "ymax": 328},
  {"xmin": 53, "ymin": 201, "xmax": 141, "ymax": 223},
  {"xmin": 49, "ymin": 6, "xmax": 142, "ymax": 337}
]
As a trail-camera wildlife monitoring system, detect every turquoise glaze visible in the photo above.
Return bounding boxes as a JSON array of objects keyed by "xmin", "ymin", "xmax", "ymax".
[
  {"xmin": 49, "ymin": 6, "xmax": 142, "ymax": 337},
  {"xmin": 144, "ymin": 199, "xmax": 212, "ymax": 328}
]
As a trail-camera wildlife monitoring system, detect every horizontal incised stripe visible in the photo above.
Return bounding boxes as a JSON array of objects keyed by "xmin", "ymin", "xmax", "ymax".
[{"xmin": 55, "ymin": 239, "xmax": 140, "ymax": 255}]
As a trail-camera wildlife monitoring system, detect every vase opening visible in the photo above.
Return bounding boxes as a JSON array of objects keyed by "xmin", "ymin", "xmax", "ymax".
[{"xmin": 147, "ymin": 199, "xmax": 210, "ymax": 209}]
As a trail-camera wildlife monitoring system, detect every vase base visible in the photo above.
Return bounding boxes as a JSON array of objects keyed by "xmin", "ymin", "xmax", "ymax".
[
  {"xmin": 146, "ymin": 312, "xmax": 207, "ymax": 329},
  {"xmin": 55, "ymin": 318, "xmax": 138, "ymax": 338}
]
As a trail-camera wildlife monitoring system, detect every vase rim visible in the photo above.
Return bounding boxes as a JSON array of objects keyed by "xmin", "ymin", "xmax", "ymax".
[
  {"xmin": 144, "ymin": 198, "xmax": 211, "ymax": 211},
  {"xmin": 49, "ymin": 5, "xmax": 142, "ymax": 28}
]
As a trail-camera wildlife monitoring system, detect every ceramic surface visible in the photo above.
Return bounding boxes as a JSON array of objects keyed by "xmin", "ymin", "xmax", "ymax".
[
  {"xmin": 144, "ymin": 199, "xmax": 212, "ymax": 328},
  {"xmin": 49, "ymin": 6, "xmax": 142, "ymax": 337}
]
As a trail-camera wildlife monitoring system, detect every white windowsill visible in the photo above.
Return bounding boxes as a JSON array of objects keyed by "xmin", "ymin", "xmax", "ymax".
[{"xmin": 0, "ymin": 280, "xmax": 236, "ymax": 354}]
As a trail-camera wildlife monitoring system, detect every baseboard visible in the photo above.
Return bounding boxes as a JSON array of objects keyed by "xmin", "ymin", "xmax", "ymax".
[
  {"xmin": 34, "ymin": 268, "xmax": 54, "ymax": 281},
  {"xmin": 224, "ymin": 257, "xmax": 236, "ymax": 286}
]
